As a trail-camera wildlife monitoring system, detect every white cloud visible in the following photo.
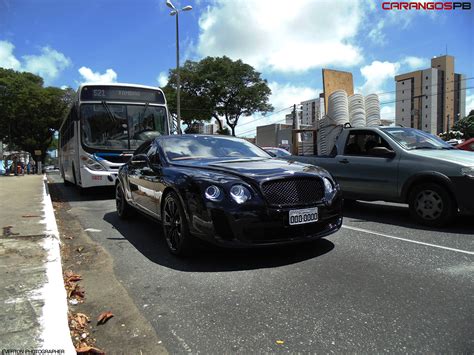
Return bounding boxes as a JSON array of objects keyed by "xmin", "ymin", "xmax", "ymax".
[
  {"xmin": 157, "ymin": 71, "xmax": 168, "ymax": 87},
  {"xmin": 22, "ymin": 46, "xmax": 71, "ymax": 84},
  {"xmin": 466, "ymin": 90, "xmax": 474, "ymax": 117},
  {"xmin": 0, "ymin": 40, "xmax": 21, "ymax": 70},
  {"xmin": 402, "ymin": 56, "xmax": 428, "ymax": 70},
  {"xmin": 381, "ymin": 105, "xmax": 395, "ymax": 121},
  {"xmin": 359, "ymin": 60, "xmax": 401, "ymax": 95},
  {"xmin": 236, "ymin": 82, "xmax": 319, "ymax": 136},
  {"xmin": 78, "ymin": 67, "xmax": 117, "ymax": 83},
  {"xmin": 359, "ymin": 56, "xmax": 430, "ymax": 96},
  {"xmin": 0, "ymin": 40, "xmax": 70, "ymax": 84},
  {"xmin": 197, "ymin": 0, "xmax": 365, "ymax": 73},
  {"xmin": 368, "ymin": 20, "xmax": 386, "ymax": 45}
]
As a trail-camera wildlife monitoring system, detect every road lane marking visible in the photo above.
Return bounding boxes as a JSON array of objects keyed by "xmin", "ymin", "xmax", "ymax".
[{"xmin": 342, "ymin": 225, "xmax": 474, "ymax": 256}]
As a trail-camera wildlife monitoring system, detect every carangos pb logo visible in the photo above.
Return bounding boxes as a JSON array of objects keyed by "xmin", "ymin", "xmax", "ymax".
[{"xmin": 382, "ymin": 2, "xmax": 472, "ymax": 10}]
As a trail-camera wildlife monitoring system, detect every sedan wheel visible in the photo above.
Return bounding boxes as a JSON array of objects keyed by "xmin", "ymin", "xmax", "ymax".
[
  {"xmin": 409, "ymin": 183, "xmax": 455, "ymax": 227},
  {"xmin": 162, "ymin": 192, "xmax": 191, "ymax": 256}
]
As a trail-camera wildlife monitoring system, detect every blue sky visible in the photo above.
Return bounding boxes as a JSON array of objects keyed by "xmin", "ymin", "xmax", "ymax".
[{"xmin": 0, "ymin": 0, "xmax": 473, "ymax": 136}]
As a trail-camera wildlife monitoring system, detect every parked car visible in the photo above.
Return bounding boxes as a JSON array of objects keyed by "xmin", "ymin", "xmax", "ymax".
[
  {"xmin": 116, "ymin": 135, "xmax": 343, "ymax": 255},
  {"xmin": 288, "ymin": 127, "xmax": 474, "ymax": 227},
  {"xmin": 457, "ymin": 138, "xmax": 474, "ymax": 152},
  {"xmin": 262, "ymin": 147, "xmax": 292, "ymax": 157}
]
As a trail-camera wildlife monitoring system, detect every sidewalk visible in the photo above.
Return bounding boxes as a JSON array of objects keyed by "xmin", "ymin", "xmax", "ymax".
[{"xmin": 0, "ymin": 175, "xmax": 74, "ymax": 353}]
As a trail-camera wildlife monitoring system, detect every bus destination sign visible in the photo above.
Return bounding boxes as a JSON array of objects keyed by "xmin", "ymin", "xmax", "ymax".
[{"xmin": 81, "ymin": 86, "xmax": 165, "ymax": 104}]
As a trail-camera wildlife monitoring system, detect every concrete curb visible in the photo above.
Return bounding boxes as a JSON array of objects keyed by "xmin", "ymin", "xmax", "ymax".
[{"xmin": 38, "ymin": 175, "xmax": 75, "ymax": 354}]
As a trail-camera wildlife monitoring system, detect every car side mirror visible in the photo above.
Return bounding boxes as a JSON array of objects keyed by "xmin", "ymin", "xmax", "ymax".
[
  {"xmin": 369, "ymin": 147, "xmax": 396, "ymax": 159},
  {"xmin": 130, "ymin": 154, "xmax": 149, "ymax": 166}
]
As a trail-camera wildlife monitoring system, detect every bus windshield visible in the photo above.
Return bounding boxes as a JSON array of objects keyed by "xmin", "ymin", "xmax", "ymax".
[{"xmin": 80, "ymin": 103, "xmax": 167, "ymax": 150}]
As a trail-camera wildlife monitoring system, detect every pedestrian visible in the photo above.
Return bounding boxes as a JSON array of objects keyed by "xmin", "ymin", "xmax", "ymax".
[{"xmin": 27, "ymin": 162, "xmax": 31, "ymax": 175}]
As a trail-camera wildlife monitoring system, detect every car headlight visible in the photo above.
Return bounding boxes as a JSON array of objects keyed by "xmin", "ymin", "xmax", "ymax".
[
  {"xmin": 461, "ymin": 167, "xmax": 474, "ymax": 178},
  {"xmin": 204, "ymin": 185, "xmax": 222, "ymax": 201},
  {"xmin": 230, "ymin": 184, "xmax": 251, "ymax": 204},
  {"xmin": 81, "ymin": 155, "xmax": 105, "ymax": 171},
  {"xmin": 323, "ymin": 177, "xmax": 334, "ymax": 194}
]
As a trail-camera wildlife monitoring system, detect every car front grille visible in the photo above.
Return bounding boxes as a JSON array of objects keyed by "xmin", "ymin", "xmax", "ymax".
[{"xmin": 261, "ymin": 177, "xmax": 324, "ymax": 207}]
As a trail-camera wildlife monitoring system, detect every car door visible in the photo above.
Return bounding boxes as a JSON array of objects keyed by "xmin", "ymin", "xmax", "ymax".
[
  {"xmin": 336, "ymin": 130, "xmax": 400, "ymax": 200},
  {"xmin": 128, "ymin": 141, "xmax": 152, "ymax": 211},
  {"xmin": 138, "ymin": 144, "xmax": 163, "ymax": 216}
]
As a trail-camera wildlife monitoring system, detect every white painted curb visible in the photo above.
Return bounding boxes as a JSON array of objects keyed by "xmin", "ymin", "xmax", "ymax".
[{"xmin": 39, "ymin": 175, "xmax": 75, "ymax": 354}]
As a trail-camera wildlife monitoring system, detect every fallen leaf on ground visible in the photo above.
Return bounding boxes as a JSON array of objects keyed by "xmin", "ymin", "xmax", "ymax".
[
  {"xmin": 97, "ymin": 311, "xmax": 114, "ymax": 325},
  {"xmin": 276, "ymin": 340, "xmax": 285, "ymax": 345},
  {"xmin": 75, "ymin": 313, "xmax": 90, "ymax": 327},
  {"xmin": 77, "ymin": 246, "xmax": 84, "ymax": 253},
  {"xmin": 76, "ymin": 345, "xmax": 105, "ymax": 354}
]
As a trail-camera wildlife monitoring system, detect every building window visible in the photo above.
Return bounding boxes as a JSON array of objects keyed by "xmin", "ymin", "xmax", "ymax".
[
  {"xmin": 402, "ymin": 82, "xmax": 405, "ymax": 85},
  {"xmin": 425, "ymin": 86, "xmax": 428, "ymax": 89},
  {"xmin": 402, "ymin": 90, "xmax": 404, "ymax": 94},
  {"xmin": 426, "ymin": 76, "xmax": 428, "ymax": 80},
  {"xmin": 425, "ymin": 105, "xmax": 428, "ymax": 108},
  {"xmin": 402, "ymin": 108, "xmax": 404, "ymax": 112},
  {"xmin": 402, "ymin": 118, "xmax": 404, "ymax": 121},
  {"xmin": 425, "ymin": 95, "xmax": 428, "ymax": 99},
  {"xmin": 402, "ymin": 100, "xmax": 404, "ymax": 103},
  {"xmin": 425, "ymin": 114, "xmax": 428, "ymax": 118},
  {"xmin": 425, "ymin": 124, "xmax": 428, "ymax": 128}
]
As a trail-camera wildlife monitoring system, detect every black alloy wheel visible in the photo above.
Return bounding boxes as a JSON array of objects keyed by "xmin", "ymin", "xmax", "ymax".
[
  {"xmin": 116, "ymin": 182, "xmax": 134, "ymax": 219},
  {"xmin": 162, "ymin": 192, "xmax": 191, "ymax": 256},
  {"xmin": 408, "ymin": 183, "xmax": 455, "ymax": 227}
]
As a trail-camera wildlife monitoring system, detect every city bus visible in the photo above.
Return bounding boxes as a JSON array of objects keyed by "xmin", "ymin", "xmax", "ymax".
[{"xmin": 59, "ymin": 83, "xmax": 171, "ymax": 189}]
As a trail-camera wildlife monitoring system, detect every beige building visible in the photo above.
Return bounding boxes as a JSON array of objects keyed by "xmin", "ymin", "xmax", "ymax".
[{"xmin": 394, "ymin": 55, "xmax": 466, "ymax": 134}]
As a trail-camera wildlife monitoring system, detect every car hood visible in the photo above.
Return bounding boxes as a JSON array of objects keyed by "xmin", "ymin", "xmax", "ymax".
[
  {"xmin": 171, "ymin": 158, "xmax": 329, "ymax": 181},
  {"xmin": 408, "ymin": 149, "xmax": 474, "ymax": 167}
]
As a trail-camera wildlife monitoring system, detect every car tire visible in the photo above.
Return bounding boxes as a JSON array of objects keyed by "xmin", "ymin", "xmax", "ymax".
[
  {"xmin": 162, "ymin": 191, "xmax": 192, "ymax": 256},
  {"xmin": 116, "ymin": 182, "xmax": 135, "ymax": 219},
  {"xmin": 408, "ymin": 183, "xmax": 455, "ymax": 227}
]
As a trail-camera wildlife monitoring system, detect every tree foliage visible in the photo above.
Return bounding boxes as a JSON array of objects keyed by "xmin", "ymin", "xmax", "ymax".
[
  {"xmin": 164, "ymin": 56, "xmax": 273, "ymax": 136},
  {"xmin": 0, "ymin": 68, "xmax": 73, "ymax": 162},
  {"xmin": 452, "ymin": 109, "xmax": 474, "ymax": 139}
]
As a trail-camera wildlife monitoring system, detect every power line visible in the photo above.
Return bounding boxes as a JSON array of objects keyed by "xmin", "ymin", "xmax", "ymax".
[
  {"xmin": 237, "ymin": 85, "xmax": 472, "ymax": 137},
  {"xmin": 377, "ymin": 76, "xmax": 473, "ymax": 96}
]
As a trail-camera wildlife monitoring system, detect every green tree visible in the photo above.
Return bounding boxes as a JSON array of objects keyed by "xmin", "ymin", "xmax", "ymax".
[
  {"xmin": 0, "ymin": 68, "xmax": 71, "ymax": 163},
  {"xmin": 452, "ymin": 110, "xmax": 474, "ymax": 139},
  {"xmin": 164, "ymin": 56, "xmax": 273, "ymax": 136}
]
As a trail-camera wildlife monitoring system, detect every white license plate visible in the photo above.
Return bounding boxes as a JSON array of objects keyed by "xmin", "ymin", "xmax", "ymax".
[{"xmin": 289, "ymin": 207, "xmax": 318, "ymax": 225}]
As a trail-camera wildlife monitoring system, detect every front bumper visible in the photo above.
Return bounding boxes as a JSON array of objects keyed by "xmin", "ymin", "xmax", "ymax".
[
  {"xmin": 451, "ymin": 176, "xmax": 474, "ymax": 214},
  {"xmin": 189, "ymin": 194, "xmax": 343, "ymax": 247},
  {"xmin": 79, "ymin": 167, "xmax": 119, "ymax": 188}
]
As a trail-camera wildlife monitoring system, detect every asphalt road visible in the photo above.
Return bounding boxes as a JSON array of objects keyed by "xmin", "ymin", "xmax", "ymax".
[{"xmin": 48, "ymin": 172, "xmax": 474, "ymax": 353}]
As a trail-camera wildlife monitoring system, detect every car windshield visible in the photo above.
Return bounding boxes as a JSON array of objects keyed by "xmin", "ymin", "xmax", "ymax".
[
  {"xmin": 383, "ymin": 128, "xmax": 453, "ymax": 150},
  {"xmin": 163, "ymin": 136, "xmax": 271, "ymax": 161},
  {"xmin": 270, "ymin": 148, "xmax": 291, "ymax": 157},
  {"xmin": 80, "ymin": 103, "xmax": 167, "ymax": 150}
]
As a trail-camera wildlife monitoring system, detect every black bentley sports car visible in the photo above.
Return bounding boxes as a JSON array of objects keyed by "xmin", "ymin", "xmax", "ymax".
[{"xmin": 116, "ymin": 135, "xmax": 343, "ymax": 255}]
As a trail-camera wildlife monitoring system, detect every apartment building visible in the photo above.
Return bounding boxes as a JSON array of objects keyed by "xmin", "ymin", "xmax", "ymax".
[{"xmin": 394, "ymin": 55, "xmax": 466, "ymax": 134}]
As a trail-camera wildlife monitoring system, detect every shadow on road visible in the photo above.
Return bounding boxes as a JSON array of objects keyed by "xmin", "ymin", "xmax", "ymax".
[
  {"xmin": 103, "ymin": 211, "xmax": 335, "ymax": 272},
  {"xmin": 344, "ymin": 200, "xmax": 474, "ymax": 235},
  {"xmin": 48, "ymin": 180, "xmax": 115, "ymax": 203}
]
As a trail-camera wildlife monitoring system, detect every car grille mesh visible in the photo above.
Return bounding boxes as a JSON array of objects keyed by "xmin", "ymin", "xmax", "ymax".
[{"xmin": 261, "ymin": 177, "xmax": 324, "ymax": 207}]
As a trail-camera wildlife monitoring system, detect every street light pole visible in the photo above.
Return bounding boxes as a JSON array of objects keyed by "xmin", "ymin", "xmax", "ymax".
[
  {"xmin": 175, "ymin": 10, "xmax": 181, "ymax": 134},
  {"xmin": 166, "ymin": 0, "xmax": 192, "ymax": 134}
]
